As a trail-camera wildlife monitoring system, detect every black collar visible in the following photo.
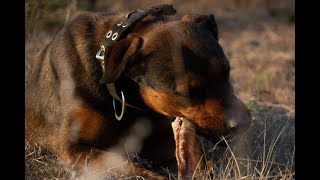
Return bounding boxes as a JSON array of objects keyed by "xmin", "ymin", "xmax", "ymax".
[
  {"xmin": 96, "ymin": 4, "xmax": 176, "ymax": 110},
  {"xmin": 96, "ymin": 4, "xmax": 176, "ymax": 61}
]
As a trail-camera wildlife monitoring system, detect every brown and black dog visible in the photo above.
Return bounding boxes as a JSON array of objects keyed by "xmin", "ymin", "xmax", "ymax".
[{"xmin": 25, "ymin": 4, "xmax": 251, "ymax": 179}]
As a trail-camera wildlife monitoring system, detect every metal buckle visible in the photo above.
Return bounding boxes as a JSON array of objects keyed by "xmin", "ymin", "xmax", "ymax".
[
  {"xmin": 96, "ymin": 45, "xmax": 106, "ymax": 72},
  {"xmin": 96, "ymin": 45, "xmax": 105, "ymax": 61}
]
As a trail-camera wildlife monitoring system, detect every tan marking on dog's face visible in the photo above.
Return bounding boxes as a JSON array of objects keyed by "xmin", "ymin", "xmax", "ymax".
[
  {"xmin": 133, "ymin": 20, "xmax": 251, "ymax": 137},
  {"xmin": 140, "ymin": 87, "xmax": 228, "ymax": 135}
]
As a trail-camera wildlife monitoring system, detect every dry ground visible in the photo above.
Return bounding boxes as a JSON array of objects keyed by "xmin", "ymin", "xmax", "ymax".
[{"xmin": 25, "ymin": 0, "xmax": 295, "ymax": 179}]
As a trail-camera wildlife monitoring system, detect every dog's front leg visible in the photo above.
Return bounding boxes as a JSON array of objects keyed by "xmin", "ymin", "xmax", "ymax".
[
  {"xmin": 57, "ymin": 144, "xmax": 168, "ymax": 179},
  {"xmin": 55, "ymin": 103, "xmax": 169, "ymax": 179}
]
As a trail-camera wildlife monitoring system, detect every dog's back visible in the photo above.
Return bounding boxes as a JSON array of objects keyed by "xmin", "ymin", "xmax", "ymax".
[{"xmin": 25, "ymin": 10, "xmax": 176, "ymax": 179}]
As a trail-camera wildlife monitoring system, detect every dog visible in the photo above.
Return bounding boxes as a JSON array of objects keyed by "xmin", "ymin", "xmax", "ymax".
[{"xmin": 25, "ymin": 4, "xmax": 251, "ymax": 179}]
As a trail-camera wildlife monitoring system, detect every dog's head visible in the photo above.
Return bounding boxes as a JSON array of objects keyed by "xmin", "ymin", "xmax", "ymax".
[{"xmin": 100, "ymin": 13, "xmax": 251, "ymax": 140}]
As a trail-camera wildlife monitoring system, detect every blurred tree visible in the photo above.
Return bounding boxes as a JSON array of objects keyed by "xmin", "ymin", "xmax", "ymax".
[
  {"xmin": 266, "ymin": 0, "xmax": 295, "ymax": 22},
  {"xmin": 65, "ymin": 0, "xmax": 77, "ymax": 23},
  {"xmin": 89, "ymin": 0, "xmax": 96, "ymax": 10},
  {"xmin": 25, "ymin": 0, "xmax": 68, "ymax": 33}
]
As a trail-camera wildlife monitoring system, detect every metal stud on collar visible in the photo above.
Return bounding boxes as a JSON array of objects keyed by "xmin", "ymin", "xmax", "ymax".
[
  {"xmin": 106, "ymin": 30, "xmax": 113, "ymax": 38},
  {"xmin": 117, "ymin": 21, "xmax": 123, "ymax": 26},
  {"xmin": 111, "ymin": 32, "xmax": 118, "ymax": 41}
]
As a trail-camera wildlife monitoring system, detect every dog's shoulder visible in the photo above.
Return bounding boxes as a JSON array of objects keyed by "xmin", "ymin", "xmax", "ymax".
[{"xmin": 64, "ymin": 11, "xmax": 126, "ymax": 27}]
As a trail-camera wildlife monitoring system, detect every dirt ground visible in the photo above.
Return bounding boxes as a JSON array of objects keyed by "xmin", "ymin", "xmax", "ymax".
[{"xmin": 25, "ymin": 0, "xmax": 295, "ymax": 179}]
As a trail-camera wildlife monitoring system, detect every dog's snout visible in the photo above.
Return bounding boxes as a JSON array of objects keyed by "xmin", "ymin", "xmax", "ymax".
[
  {"xmin": 224, "ymin": 95, "xmax": 251, "ymax": 134},
  {"xmin": 225, "ymin": 112, "xmax": 251, "ymax": 134}
]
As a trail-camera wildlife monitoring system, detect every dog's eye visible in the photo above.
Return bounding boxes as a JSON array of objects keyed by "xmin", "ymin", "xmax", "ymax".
[
  {"xmin": 222, "ymin": 61, "xmax": 230, "ymax": 81},
  {"xmin": 215, "ymin": 82, "xmax": 232, "ymax": 105},
  {"xmin": 189, "ymin": 87, "xmax": 206, "ymax": 99}
]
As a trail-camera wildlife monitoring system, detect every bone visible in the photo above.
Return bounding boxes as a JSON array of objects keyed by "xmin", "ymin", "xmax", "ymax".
[{"xmin": 172, "ymin": 117, "xmax": 205, "ymax": 180}]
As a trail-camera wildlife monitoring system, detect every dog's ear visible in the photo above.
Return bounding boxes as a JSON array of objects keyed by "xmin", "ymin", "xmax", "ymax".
[
  {"xmin": 99, "ymin": 34, "xmax": 143, "ymax": 84},
  {"xmin": 181, "ymin": 14, "xmax": 219, "ymax": 41}
]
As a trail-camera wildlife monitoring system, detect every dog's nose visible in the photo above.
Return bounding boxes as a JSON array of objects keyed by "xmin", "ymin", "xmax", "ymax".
[
  {"xmin": 224, "ymin": 95, "xmax": 251, "ymax": 135},
  {"xmin": 225, "ymin": 111, "xmax": 251, "ymax": 134}
]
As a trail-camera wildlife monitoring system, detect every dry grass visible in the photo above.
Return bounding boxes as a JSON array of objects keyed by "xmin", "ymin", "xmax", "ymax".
[
  {"xmin": 25, "ymin": 139, "xmax": 68, "ymax": 179},
  {"xmin": 191, "ymin": 103, "xmax": 295, "ymax": 180},
  {"xmin": 25, "ymin": 0, "xmax": 295, "ymax": 179},
  {"xmin": 25, "ymin": 104, "xmax": 295, "ymax": 179}
]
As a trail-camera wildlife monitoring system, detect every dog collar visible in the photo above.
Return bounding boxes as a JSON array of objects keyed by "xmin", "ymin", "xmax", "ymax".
[
  {"xmin": 95, "ymin": 4, "xmax": 176, "ymax": 117},
  {"xmin": 96, "ymin": 4, "xmax": 176, "ymax": 61}
]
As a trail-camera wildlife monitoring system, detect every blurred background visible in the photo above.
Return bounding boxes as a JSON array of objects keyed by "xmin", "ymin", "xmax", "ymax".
[{"xmin": 25, "ymin": 0, "xmax": 295, "ymax": 179}]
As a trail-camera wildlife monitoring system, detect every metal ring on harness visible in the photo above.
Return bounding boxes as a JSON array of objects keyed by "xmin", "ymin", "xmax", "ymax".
[{"xmin": 113, "ymin": 91, "xmax": 126, "ymax": 121}]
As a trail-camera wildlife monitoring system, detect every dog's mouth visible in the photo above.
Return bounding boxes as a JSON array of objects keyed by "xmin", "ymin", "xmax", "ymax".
[{"xmin": 175, "ymin": 116, "xmax": 237, "ymax": 146}]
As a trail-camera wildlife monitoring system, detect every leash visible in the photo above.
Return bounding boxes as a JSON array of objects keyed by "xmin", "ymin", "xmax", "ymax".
[{"xmin": 96, "ymin": 4, "xmax": 176, "ymax": 120}]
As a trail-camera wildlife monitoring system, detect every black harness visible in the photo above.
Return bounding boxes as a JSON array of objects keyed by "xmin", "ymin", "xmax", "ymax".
[{"xmin": 95, "ymin": 4, "xmax": 176, "ymax": 118}]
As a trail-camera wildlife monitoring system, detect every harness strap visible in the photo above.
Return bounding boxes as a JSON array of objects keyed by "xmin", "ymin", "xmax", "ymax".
[{"xmin": 106, "ymin": 83, "xmax": 144, "ymax": 110}]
